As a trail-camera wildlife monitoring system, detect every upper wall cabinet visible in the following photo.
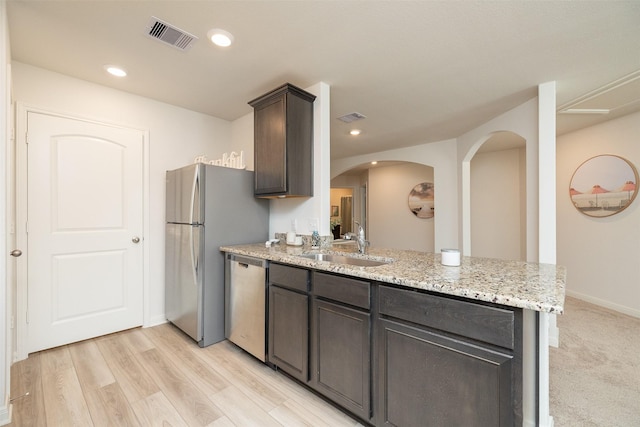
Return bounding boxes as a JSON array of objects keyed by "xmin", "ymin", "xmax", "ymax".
[{"xmin": 249, "ymin": 83, "xmax": 316, "ymax": 198}]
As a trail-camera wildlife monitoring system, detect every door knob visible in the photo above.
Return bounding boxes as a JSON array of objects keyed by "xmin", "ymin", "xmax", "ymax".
[
  {"xmin": 10, "ymin": 249, "xmax": 22, "ymax": 257},
  {"xmin": 132, "ymin": 237, "xmax": 141, "ymax": 244}
]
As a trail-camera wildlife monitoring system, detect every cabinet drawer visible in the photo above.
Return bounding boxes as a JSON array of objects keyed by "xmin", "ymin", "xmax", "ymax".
[
  {"xmin": 269, "ymin": 263, "xmax": 309, "ymax": 292},
  {"xmin": 313, "ymin": 272, "xmax": 370, "ymax": 310},
  {"xmin": 378, "ymin": 286, "xmax": 515, "ymax": 349}
]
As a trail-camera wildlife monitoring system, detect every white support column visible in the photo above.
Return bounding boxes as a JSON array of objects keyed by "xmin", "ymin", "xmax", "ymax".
[{"xmin": 538, "ymin": 81, "xmax": 557, "ymax": 426}]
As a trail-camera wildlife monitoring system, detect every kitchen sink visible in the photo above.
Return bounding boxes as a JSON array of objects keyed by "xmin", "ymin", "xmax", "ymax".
[{"xmin": 298, "ymin": 253, "xmax": 391, "ymax": 267}]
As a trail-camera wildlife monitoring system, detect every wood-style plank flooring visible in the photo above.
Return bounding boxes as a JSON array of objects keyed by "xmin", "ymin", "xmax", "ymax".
[{"xmin": 8, "ymin": 323, "xmax": 364, "ymax": 427}]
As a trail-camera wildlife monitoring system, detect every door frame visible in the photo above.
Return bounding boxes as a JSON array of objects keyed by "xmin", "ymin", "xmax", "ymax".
[{"xmin": 14, "ymin": 103, "xmax": 150, "ymax": 361}]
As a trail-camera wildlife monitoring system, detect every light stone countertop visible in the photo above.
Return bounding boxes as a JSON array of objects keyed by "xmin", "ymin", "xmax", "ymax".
[{"xmin": 221, "ymin": 243, "xmax": 566, "ymax": 314}]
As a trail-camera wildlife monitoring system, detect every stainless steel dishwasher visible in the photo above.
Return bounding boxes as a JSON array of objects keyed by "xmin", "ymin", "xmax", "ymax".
[{"xmin": 225, "ymin": 253, "xmax": 268, "ymax": 361}]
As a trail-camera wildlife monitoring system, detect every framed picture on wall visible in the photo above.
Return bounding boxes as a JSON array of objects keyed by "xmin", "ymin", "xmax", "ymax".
[
  {"xmin": 408, "ymin": 182, "xmax": 434, "ymax": 219},
  {"xmin": 331, "ymin": 205, "xmax": 339, "ymax": 217},
  {"xmin": 569, "ymin": 154, "xmax": 638, "ymax": 217}
]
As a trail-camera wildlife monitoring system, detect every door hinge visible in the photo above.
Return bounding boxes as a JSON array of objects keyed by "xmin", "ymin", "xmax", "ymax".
[
  {"xmin": 25, "ymin": 221, "xmax": 29, "ymax": 233},
  {"xmin": 25, "ymin": 132, "xmax": 28, "ymax": 144}
]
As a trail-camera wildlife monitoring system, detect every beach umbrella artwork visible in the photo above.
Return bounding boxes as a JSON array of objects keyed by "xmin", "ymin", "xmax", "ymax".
[
  {"xmin": 570, "ymin": 154, "xmax": 638, "ymax": 217},
  {"xmin": 617, "ymin": 180, "xmax": 636, "ymax": 199},
  {"xmin": 408, "ymin": 182, "xmax": 434, "ymax": 219},
  {"xmin": 589, "ymin": 184, "xmax": 608, "ymax": 193},
  {"xmin": 589, "ymin": 184, "xmax": 609, "ymax": 206}
]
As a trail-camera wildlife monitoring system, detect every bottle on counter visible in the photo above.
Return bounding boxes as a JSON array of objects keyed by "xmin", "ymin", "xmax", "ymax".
[{"xmin": 311, "ymin": 230, "xmax": 320, "ymax": 248}]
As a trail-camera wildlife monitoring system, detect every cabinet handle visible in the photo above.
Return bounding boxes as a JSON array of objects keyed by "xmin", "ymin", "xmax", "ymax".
[{"xmin": 10, "ymin": 249, "xmax": 22, "ymax": 257}]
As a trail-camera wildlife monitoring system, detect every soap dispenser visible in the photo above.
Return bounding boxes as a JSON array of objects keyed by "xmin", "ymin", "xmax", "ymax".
[{"xmin": 311, "ymin": 230, "xmax": 320, "ymax": 248}]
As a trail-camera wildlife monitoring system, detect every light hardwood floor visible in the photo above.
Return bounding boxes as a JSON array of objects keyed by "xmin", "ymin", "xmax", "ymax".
[{"xmin": 8, "ymin": 323, "xmax": 364, "ymax": 427}]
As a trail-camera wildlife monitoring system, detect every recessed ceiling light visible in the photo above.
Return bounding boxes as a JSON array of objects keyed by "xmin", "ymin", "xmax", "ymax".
[
  {"xmin": 207, "ymin": 29, "xmax": 234, "ymax": 47},
  {"xmin": 104, "ymin": 65, "xmax": 127, "ymax": 77},
  {"xmin": 371, "ymin": 161, "xmax": 378, "ymax": 165},
  {"xmin": 350, "ymin": 129, "xmax": 361, "ymax": 136}
]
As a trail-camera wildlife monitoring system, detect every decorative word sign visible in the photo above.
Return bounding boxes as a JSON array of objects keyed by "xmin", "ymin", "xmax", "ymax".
[{"xmin": 194, "ymin": 151, "xmax": 246, "ymax": 169}]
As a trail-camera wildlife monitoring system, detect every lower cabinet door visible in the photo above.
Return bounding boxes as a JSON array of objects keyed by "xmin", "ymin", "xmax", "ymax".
[
  {"xmin": 377, "ymin": 319, "xmax": 514, "ymax": 427},
  {"xmin": 312, "ymin": 299, "xmax": 371, "ymax": 421},
  {"xmin": 268, "ymin": 285, "xmax": 309, "ymax": 382}
]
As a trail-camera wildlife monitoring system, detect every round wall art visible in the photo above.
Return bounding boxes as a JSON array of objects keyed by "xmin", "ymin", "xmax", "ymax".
[
  {"xmin": 408, "ymin": 182, "xmax": 434, "ymax": 219},
  {"xmin": 569, "ymin": 154, "xmax": 638, "ymax": 217}
]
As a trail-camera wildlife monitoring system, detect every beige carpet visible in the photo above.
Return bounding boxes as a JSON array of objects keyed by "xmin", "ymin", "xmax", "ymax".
[{"xmin": 550, "ymin": 296, "xmax": 640, "ymax": 426}]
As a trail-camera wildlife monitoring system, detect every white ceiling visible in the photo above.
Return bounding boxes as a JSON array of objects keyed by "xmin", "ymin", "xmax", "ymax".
[{"xmin": 7, "ymin": 1, "xmax": 640, "ymax": 159}]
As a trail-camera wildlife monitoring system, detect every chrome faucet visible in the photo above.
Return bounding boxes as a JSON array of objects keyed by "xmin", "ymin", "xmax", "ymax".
[{"xmin": 354, "ymin": 221, "xmax": 369, "ymax": 254}]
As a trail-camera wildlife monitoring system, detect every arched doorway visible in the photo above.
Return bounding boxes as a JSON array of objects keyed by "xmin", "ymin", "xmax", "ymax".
[
  {"xmin": 468, "ymin": 131, "xmax": 527, "ymax": 261},
  {"xmin": 331, "ymin": 161, "xmax": 435, "ymax": 251}
]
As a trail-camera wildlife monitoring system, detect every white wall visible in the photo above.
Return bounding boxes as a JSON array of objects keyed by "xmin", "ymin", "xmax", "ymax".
[
  {"xmin": 557, "ymin": 111, "xmax": 640, "ymax": 317},
  {"xmin": 368, "ymin": 163, "xmax": 434, "ymax": 251},
  {"xmin": 471, "ymin": 147, "xmax": 526, "ymax": 260},
  {"xmin": 231, "ymin": 112, "xmax": 255, "ymax": 171},
  {"xmin": 11, "ymin": 62, "xmax": 234, "ymax": 327}
]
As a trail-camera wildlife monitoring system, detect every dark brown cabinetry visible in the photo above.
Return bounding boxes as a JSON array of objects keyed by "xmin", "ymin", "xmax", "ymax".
[
  {"xmin": 249, "ymin": 83, "xmax": 316, "ymax": 198},
  {"xmin": 265, "ymin": 262, "xmax": 524, "ymax": 426},
  {"xmin": 311, "ymin": 272, "xmax": 372, "ymax": 421},
  {"xmin": 376, "ymin": 285, "xmax": 522, "ymax": 426},
  {"xmin": 268, "ymin": 263, "xmax": 310, "ymax": 382}
]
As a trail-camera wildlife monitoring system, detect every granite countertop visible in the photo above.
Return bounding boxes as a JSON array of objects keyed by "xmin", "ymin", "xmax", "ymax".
[{"xmin": 221, "ymin": 243, "xmax": 566, "ymax": 314}]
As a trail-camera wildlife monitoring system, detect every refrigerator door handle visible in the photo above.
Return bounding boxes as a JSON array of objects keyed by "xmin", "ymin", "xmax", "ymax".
[
  {"xmin": 190, "ymin": 165, "xmax": 200, "ymax": 224},
  {"xmin": 191, "ymin": 225, "xmax": 200, "ymax": 282}
]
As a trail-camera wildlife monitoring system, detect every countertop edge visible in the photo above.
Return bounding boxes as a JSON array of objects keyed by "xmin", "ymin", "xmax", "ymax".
[{"xmin": 221, "ymin": 244, "xmax": 566, "ymax": 314}]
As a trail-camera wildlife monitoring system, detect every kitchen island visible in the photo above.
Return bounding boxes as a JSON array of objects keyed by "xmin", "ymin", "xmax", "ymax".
[
  {"xmin": 221, "ymin": 243, "xmax": 565, "ymax": 313},
  {"xmin": 221, "ymin": 243, "xmax": 566, "ymax": 426}
]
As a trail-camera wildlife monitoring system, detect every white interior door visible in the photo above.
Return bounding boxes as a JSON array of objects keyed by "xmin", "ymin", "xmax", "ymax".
[{"xmin": 26, "ymin": 112, "xmax": 144, "ymax": 353}]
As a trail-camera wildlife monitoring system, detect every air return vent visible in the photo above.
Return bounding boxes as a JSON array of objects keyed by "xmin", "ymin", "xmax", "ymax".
[
  {"xmin": 337, "ymin": 112, "xmax": 367, "ymax": 123},
  {"xmin": 146, "ymin": 16, "xmax": 197, "ymax": 51},
  {"xmin": 557, "ymin": 69, "xmax": 640, "ymax": 114}
]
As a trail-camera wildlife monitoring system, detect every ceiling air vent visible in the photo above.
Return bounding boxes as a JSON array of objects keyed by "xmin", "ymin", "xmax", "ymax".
[
  {"xmin": 337, "ymin": 112, "xmax": 367, "ymax": 123},
  {"xmin": 146, "ymin": 16, "xmax": 197, "ymax": 51}
]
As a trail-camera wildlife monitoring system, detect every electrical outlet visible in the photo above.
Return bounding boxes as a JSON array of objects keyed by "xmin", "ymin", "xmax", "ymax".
[{"xmin": 308, "ymin": 217, "xmax": 319, "ymax": 232}]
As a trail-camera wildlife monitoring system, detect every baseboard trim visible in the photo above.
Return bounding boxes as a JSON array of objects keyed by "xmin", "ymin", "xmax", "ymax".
[
  {"xmin": 146, "ymin": 315, "xmax": 168, "ymax": 328},
  {"xmin": 566, "ymin": 290, "xmax": 640, "ymax": 318},
  {"xmin": 0, "ymin": 399, "xmax": 12, "ymax": 426}
]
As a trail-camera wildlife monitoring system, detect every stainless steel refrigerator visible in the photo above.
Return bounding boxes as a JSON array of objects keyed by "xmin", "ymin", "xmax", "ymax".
[{"xmin": 165, "ymin": 163, "xmax": 269, "ymax": 347}]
